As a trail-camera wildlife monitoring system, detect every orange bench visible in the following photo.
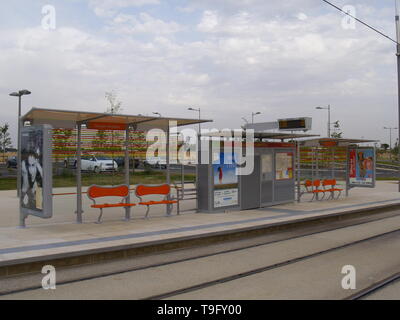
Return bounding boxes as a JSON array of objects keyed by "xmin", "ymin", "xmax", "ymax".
[
  {"xmin": 87, "ymin": 184, "xmax": 136, "ymax": 223},
  {"xmin": 303, "ymin": 179, "xmax": 325, "ymax": 201},
  {"xmin": 322, "ymin": 179, "xmax": 343, "ymax": 200},
  {"xmin": 135, "ymin": 184, "xmax": 179, "ymax": 218}
]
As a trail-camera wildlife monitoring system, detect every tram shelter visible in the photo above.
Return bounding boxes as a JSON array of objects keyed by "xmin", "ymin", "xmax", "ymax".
[
  {"xmin": 196, "ymin": 131, "xmax": 318, "ymax": 212},
  {"xmin": 297, "ymin": 137, "xmax": 378, "ymax": 201},
  {"xmin": 19, "ymin": 107, "xmax": 212, "ymax": 227}
]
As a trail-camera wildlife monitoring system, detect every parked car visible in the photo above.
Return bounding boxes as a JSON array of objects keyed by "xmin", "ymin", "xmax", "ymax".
[
  {"xmin": 114, "ymin": 157, "xmax": 140, "ymax": 169},
  {"xmin": 64, "ymin": 155, "xmax": 118, "ymax": 173},
  {"xmin": 143, "ymin": 156, "xmax": 167, "ymax": 169},
  {"xmin": 6, "ymin": 156, "xmax": 17, "ymax": 168}
]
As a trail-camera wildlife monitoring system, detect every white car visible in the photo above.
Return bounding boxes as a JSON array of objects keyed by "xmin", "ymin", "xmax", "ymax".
[
  {"xmin": 144, "ymin": 156, "xmax": 167, "ymax": 169},
  {"xmin": 64, "ymin": 155, "xmax": 118, "ymax": 173}
]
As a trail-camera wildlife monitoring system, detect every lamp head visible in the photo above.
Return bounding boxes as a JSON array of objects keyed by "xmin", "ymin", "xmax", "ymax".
[
  {"xmin": 19, "ymin": 90, "xmax": 31, "ymax": 96},
  {"xmin": 10, "ymin": 89, "xmax": 31, "ymax": 97}
]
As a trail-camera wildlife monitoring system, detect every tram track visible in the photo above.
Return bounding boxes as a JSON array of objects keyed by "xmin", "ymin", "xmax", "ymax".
[
  {"xmin": 346, "ymin": 273, "xmax": 400, "ymax": 300},
  {"xmin": 143, "ymin": 228, "xmax": 400, "ymax": 300},
  {"xmin": 2, "ymin": 209, "xmax": 400, "ymax": 298}
]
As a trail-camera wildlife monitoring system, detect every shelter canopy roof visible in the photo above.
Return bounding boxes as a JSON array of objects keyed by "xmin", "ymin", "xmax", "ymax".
[
  {"xmin": 299, "ymin": 137, "xmax": 378, "ymax": 147},
  {"xmin": 22, "ymin": 107, "xmax": 212, "ymax": 130},
  {"xmin": 201, "ymin": 130, "xmax": 319, "ymax": 141}
]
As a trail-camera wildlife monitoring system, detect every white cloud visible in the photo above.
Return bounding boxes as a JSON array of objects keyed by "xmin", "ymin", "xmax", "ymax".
[
  {"xmin": 0, "ymin": 1, "xmax": 398, "ymax": 145},
  {"xmin": 296, "ymin": 13, "xmax": 308, "ymax": 21},
  {"xmin": 108, "ymin": 12, "xmax": 182, "ymax": 35},
  {"xmin": 89, "ymin": 0, "xmax": 160, "ymax": 17},
  {"xmin": 197, "ymin": 11, "xmax": 219, "ymax": 32}
]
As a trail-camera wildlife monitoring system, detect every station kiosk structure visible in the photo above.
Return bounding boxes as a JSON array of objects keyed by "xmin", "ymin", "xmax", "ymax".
[{"xmin": 196, "ymin": 131, "xmax": 317, "ymax": 213}]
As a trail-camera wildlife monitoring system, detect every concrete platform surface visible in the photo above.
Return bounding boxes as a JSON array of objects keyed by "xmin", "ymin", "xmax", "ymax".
[{"xmin": 0, "ymin": 181, "xmax": 399, "ymax": 271}]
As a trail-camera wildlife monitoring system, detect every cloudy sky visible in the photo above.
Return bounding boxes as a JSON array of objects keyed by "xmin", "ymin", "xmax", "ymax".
[{"xmin": 0, "ymin": 0, "xmax": 399, "ymax": 146}]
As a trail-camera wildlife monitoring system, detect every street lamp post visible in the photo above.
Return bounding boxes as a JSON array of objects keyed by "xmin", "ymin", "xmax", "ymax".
[
  {"xmin": 396, "ymin": 1, "xmax": 400, "ymax": 191},
  {"xmin": 316, "ymin": 105, "xmax": 331, "ymax": 137},
  {"xmin": 251, "ymin": 112, "xmax": 261, "ymax": 124},
  {"xmin": 9, "ymin": 89, "xmax": 31, "ymax": 198},
  {"xmin": 188, "ymin": 107, "xmax": 201, "ymax": 133}
]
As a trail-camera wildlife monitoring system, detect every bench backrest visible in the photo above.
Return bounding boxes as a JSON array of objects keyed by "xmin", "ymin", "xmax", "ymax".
[
  {"xmin": 87, "ymin": 184, "xmax": 129, "ymax": 200},
  {"xmin": 135, "ymin": 184, "xmax": 171, "ymax": 197},
  {"xmin": 305, "ymin": 179, "xmax": 321, "ymax": 189},
  {"xmin": 323, "ymin": 179, "xmax": 336, "ymax": 187}
]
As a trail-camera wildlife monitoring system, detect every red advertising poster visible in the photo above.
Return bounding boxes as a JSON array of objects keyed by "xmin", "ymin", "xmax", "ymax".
[
  {"xmin": 349, "ymin": 148, "xmax": 375, "ymax": 187},
  {"xmin": 349, "ymin": 149, "xmax": 356, "ymax": 178}
]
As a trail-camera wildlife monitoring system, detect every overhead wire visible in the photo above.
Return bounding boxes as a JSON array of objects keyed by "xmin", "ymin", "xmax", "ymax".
[{"xmin": 321, "ymin": 0, "xmax": 400, "ymax": 46}]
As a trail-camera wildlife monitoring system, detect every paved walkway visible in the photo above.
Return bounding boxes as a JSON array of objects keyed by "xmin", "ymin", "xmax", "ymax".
[{"xmin": 0, "ymin": 181, "xmax": 399, "ymax": 269}]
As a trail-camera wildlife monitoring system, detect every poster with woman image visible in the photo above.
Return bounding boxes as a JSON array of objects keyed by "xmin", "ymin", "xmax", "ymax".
[
  {"xmin": 21, "ymin": 127, "xmax": 44, "ymax": 211},
  {"xmin": 213, "ymin": 152, "xmax": 238, "ymax": 208},
  {"xmin": 20, "ymin": 125, "xmax": 52, "ymax": 218}
]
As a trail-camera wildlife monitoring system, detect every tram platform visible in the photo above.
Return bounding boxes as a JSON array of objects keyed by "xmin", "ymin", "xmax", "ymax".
[{"xmin": 1, "ymin": 181, "xmax": 400, "ymax": 276}]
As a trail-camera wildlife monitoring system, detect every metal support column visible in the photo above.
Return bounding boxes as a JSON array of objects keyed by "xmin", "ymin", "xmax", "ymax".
[
  {"xmin": 166, "ymin": 123, "xmax": 170, "ymax": 185},
  {"xmin": 311, "ymin": 148, "xmax": 314, "ymax": 183},
  {"xmin": 18, "ymin": 109, "xmax": 25, "ymax": 228},
  {"xmin": 76, "ymin": 122, "xmax": 83, "ymax": 223},
  {"xmin": 397, "ymin": 30, "xmax": 400, "ymax": 192},
  {"xmin": 124, "ymin": 125, "xmax": 131, "ymax": 221},
  {"xmin": 196, "ymin": 133, "xmax": 201, "ymax": 213},
  {"xmin": 297, "ymin": 141, "xmax": 301, "ymax": 203},
  {"xmin": 345, "ymin": 147, "xmax": 350, "ymax": 197},
  {"xmin": 17, "ymin": 96, "xmax": 21, "ymax": 198},
  {"xmin": 396, "ymin": 8, "xmax": 400, "ymax": 191},
  {"xmin": 331, "ymin": 147, "xmax": 335, "ymax": 179},
  {"xmin": 166, "ymin": 122, "xmax": 171, "ymax": 215}
]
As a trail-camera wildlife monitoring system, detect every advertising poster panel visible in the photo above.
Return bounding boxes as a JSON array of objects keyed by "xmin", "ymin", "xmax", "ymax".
[
  {"xmin": 349, "ymin": 148, "xmax": 375, "ymax": 188},
  {"xmin": 20, "ymin": 125, "xmax": 53, "ymax": 219},
  {"xmin": 213, "ymin": 152, "xmax": 238, "ymax": 208},
  {"xmin": 275, "ymin": 152, "xmax": 293, "ymax": 180}
]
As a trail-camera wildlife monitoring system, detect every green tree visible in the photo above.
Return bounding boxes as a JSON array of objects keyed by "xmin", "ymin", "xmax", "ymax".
[
  {"xmin": 381, "ymin": 143, "xmax": 389, "ymax": 151},
  {"xmin": 0, "ymin": 123, "xmax": 12, "ymax": 163}
]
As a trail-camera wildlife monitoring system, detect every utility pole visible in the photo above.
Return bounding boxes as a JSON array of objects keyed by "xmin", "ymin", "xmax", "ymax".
[
  {"xmin": 9, "ymin": 89, "xmax": 31, "ymax": 197},
  {"xmin": 188, "ymin": 107, "xmax": 201, "ymax": 133},
  {"xmin": 316, "ymin": 105, "xmax": 331, "ymax": 137},
  {"xmin": 384, "ymin": 126, "xmax": 398, "ymax": 160},
  {"xmin": 251, "ymin": 112, "xmax": 261, "ymax": 124},
  {"xmin": 396, "ymin": 1, "xmax": 400, "ymax": 191}
]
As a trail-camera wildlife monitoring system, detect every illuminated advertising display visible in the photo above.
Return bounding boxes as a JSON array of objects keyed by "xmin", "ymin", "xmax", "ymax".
[
  {"xmin": 349, "ymin": 148, "xmax": 375, "ymax": 188},
  {"xmin": 213, "ymin": 152, "xmax": 238, "ymax": 208},
  {"xmin": 20, "ymin": 125, "xmax": 53, "ymax": 219}
]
